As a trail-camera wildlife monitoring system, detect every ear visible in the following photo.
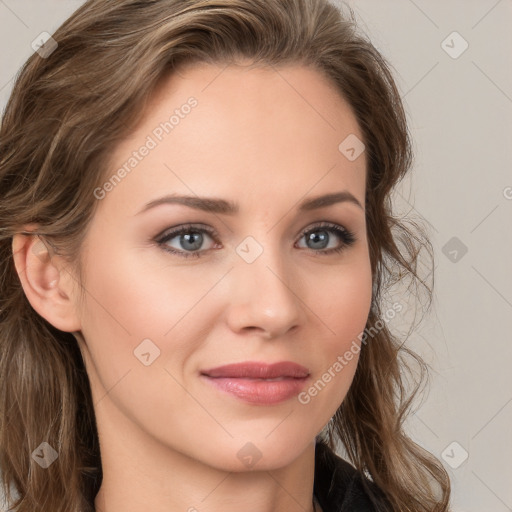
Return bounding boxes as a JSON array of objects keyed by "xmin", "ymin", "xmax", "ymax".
[{"xmin": 11, "ymin": 230, "xmax": 82, "ymax": 333}]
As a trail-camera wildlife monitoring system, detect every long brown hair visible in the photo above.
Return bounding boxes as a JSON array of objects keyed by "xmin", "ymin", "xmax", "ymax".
[{"xmin": 0, "ymin": 0, "xmax": 451, "ymax": 510}]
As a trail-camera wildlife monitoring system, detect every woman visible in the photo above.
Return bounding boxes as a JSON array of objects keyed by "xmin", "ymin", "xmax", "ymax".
[{"xmin": 0, "ymin": 0, "xmax": 451, "ymax": 511}]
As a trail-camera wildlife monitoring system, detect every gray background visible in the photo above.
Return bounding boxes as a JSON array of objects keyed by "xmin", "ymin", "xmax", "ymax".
[{"xmin": 0, "ymin": 1, "xmax": 511, "ymax": 511}]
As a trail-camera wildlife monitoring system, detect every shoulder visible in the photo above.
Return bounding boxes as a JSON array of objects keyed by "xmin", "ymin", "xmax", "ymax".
[{"xmin": 313, "ymin": 440, "xmax": 393, "ymax": 512}]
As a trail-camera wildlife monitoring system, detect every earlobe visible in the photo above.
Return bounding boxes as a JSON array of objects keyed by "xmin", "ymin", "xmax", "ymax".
[{"xmin": 11, "ymin": 231, "xmax": 82, "ymax": 333}]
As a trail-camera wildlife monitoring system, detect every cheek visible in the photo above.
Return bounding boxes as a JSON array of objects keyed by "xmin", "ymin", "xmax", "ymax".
[
  {"xmin": 77, "ymin": 246, "xmax": 222, "ymax": 385},
  {"xmin": 76, "ymin": 251, "xmax": 224, "ymax": 438},
  {"xmin": 303, "ymin": 260, "xmax": 372, "ymax": 410},
  {"xmin": 320, "ymin": 260, "xmax": 373, "ymax": 351},
  {"xmin": 83, "ymin": 238, "xmax": 216, "ymax": 326}
]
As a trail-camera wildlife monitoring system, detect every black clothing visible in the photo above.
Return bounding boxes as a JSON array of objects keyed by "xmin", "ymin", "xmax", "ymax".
[{"xmin": 313, "ymin": 440, "xmax": 392, "ymax": 512}]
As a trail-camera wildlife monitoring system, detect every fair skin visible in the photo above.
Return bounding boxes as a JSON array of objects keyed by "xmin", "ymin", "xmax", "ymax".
[{"xmin": 12, "ymin": 62, "xmax": 371, "ymax": 512}]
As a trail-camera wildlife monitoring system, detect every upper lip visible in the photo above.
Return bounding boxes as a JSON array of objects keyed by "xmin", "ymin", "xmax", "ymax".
[{"xmin": 201, "ymin": 361, "xmax": 310, "ymax": 379}]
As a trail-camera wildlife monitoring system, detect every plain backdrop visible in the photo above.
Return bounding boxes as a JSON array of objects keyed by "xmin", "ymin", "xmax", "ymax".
[{"xmin": 0, "ymin": 1, "xmax": 511, "ymax": 511}]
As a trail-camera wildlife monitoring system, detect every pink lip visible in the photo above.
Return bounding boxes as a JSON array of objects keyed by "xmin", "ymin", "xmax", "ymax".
[{"xmin": 200, "ymin": 361, "xmax": 310, "ymax": 405}]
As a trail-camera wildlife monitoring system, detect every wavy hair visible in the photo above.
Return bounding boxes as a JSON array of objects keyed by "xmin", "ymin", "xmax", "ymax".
[{"xmin": 0, "ymin": 0, "xmax": 451, "ymax": 510}]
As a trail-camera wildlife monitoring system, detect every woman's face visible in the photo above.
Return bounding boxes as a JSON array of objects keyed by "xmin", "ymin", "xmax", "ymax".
[{"xmin": 74, "ymin": 62, "xmax": 372, "ymax": 471}]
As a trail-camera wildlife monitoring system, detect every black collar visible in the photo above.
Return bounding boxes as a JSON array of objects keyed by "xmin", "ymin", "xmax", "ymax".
[{"xmin": 313, "ymin": 440, "xmax": 392, "ymax": 512}]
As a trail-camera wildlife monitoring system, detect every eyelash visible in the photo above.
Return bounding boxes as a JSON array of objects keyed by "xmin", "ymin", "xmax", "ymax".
[{"xmin": 154, "ymin": 222, "xmax": 357, "ymax": 259}]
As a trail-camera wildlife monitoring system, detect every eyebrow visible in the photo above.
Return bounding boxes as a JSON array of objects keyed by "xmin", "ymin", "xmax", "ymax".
[{"xmin": 135, "ymin": 190, "xmax": 364, "ymax": 216}]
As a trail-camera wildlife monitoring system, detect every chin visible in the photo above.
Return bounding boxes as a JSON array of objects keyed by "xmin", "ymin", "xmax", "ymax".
[{"xmin": 188, "ymin": 431, "xmax": 315, "ymax": 473}]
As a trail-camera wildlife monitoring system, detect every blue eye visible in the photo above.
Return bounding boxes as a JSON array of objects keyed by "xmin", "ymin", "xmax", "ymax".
[
  {"xmin": 155, "ymin": 222, "xmax": 357, "ymax": 259},
  {"xmin": 297, "ymin": 222, "xmax": 357, "ymax": 255},
  {"xmin": 156, "ymin": 224, "xmax": 218, "ymax": 259}
]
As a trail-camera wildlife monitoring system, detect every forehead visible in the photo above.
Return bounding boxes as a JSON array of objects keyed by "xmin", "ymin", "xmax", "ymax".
[
  {"xmin": 150, "ymin": 60, "xmax": 362, "ymax": 135},
  {"xmin": 100, "ymin": 61, "xmax": 366, "ymax": 215}
]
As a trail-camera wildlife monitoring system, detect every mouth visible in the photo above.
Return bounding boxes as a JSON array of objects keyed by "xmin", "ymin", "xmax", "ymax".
[
  {"xmin": 201, "ymin": 361, "xmax": 310, "ymax": 379},
  {"xmin": 200, "ymin": 361, "xmax": 310, "ymax": 405}
]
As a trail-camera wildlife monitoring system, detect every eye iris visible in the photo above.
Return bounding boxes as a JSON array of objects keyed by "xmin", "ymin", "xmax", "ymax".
[
  {"xmin": 180, "ymin": 232, "xmax": 203, "ymax": 251},
  {"xmin": 307, "ymin": 230, "xmax": 329, "ymax": 249}
]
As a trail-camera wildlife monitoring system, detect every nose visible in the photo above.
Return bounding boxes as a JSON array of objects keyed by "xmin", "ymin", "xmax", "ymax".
[{"xmin": 224, "ymin": 244, "xmax": 304, "ymax": 339}]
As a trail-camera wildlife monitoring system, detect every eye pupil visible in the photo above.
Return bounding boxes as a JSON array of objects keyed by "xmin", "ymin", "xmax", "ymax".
[
  {"xmin": 307, "ymin": 230, "xmax": 328, "ymax": 249},
  {"xmin": 181, "ymin": 232, "xmax": 203, "ymax": 251}
]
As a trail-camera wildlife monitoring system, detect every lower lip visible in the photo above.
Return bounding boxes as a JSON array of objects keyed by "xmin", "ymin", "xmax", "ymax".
[{"xmin": 201, "ymin": 376, "xmax": 309, "ymax": 405}]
